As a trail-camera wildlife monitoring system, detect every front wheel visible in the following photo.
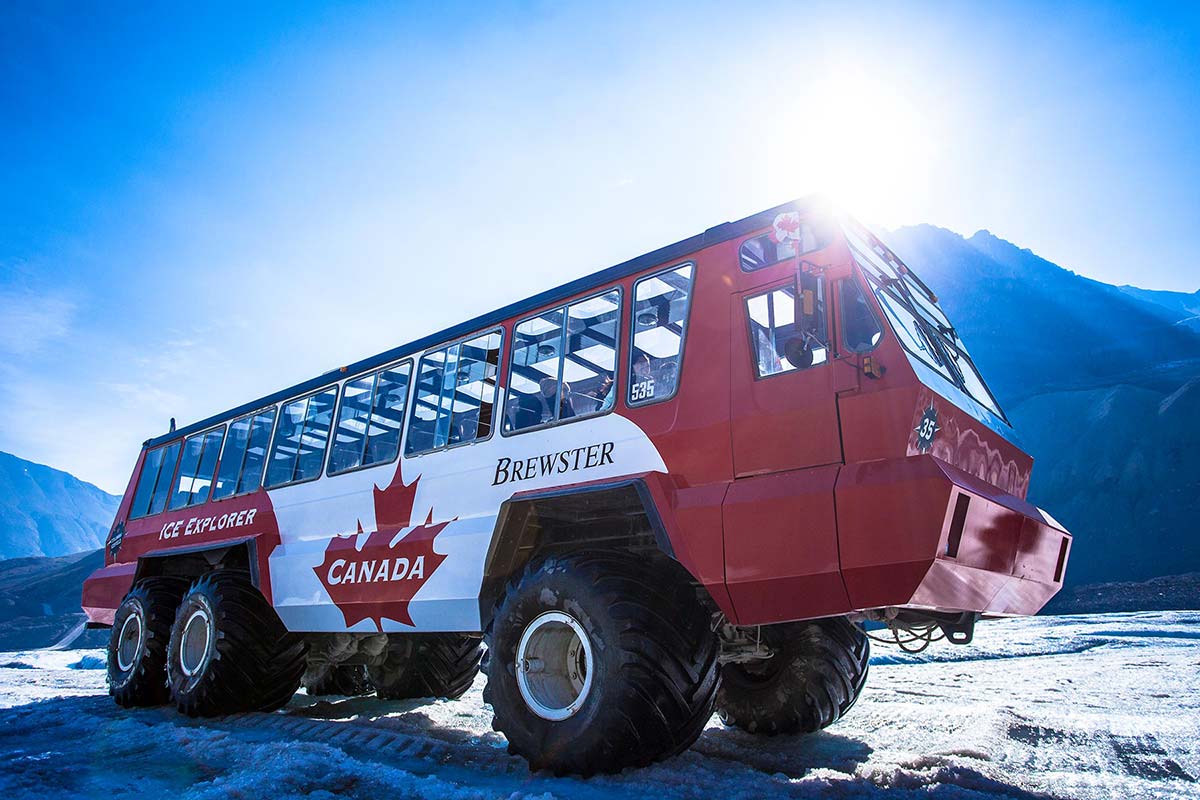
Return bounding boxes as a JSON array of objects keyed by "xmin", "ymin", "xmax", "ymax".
[
  {"xmin": 716, "ymin": 617, "xmax": 869, "ymax": 735},
  {"xmin": 107, "ymin": 577, "xmax": 188, "ymax": 707},
  {"xmin": 484, "ymin": 551, "xmax": 719, "ymax": 775},
  {"xmin": 167, "ymin": 570, "xmax": 307, "ymax": 716}
]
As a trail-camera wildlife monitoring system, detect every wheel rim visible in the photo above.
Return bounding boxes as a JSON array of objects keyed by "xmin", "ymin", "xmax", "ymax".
[
  {"xmin": 115, "ymin": 608, "xmax": 144, "ymax": 672},
  {"xmin": 179, "ymin": 606, "xmax": 214, "ymax": 678},
  {"xmin": 515, "ymin": 610, "xmax": 594, "ymax": 721}
]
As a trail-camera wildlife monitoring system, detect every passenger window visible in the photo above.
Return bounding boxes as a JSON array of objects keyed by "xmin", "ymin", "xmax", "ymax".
[
  {"xmin": 405, "ymin": 331, "xmax": 501, "ymax": 455},
  {"xmin": 505, "ymin": 289, "xmax": 621, "ymax": 433},
  {"xmin": 169, "ymin": 427, "xmax": 225, "ymax": 509},
  {"xmin": 264, "ymin": 388, "xmax": 337, "ymax": 487},
  {"xmin": 739, "ymin": 213, "xmax": 830, "ymax": 272},
  {"xmin": 329, "ymin": 361, "xmax": 412, "ymax": 473},
  {"xmin": 147, "ymin": 441, "xmax": 182, "ymax": 515},
  {"xmin": 839, "ymin": 277, "xmax": 883, "ymax": 353},
  {"xmin": 213, "ymin": 408, "xmax": 276, "ymax": 500},
  {"xmin": 629, "ymin": 265, "xmax": 693, "ymax": 405},
  {"xmin": 746, "ymin": 279, "xmax": 828, "ymax": 377},
  {"xmin": 130, "ymin": 441, "xmax": 182, "ymax": 518}
]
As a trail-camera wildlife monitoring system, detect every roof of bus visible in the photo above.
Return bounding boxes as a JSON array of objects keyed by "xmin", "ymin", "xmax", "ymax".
[{"xmin": 144, "ymin": 197, "xmax": 814, "ymax": 449}]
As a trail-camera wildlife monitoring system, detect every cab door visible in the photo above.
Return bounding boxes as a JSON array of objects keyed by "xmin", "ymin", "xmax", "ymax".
[{"xmin": 729, "ymin": 271, "xmax": 843, "ymax": 477}]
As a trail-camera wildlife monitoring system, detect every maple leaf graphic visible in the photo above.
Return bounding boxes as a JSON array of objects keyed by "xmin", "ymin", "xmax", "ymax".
[{"xmin": 314, "ymin": 468, "xmax": 451, "ymax": 630}]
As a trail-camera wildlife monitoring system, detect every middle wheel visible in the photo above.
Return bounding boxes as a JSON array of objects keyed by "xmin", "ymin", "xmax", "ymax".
[{"xmin": 484, "ymin": 551, "xmax": 719, "ymax": 776}]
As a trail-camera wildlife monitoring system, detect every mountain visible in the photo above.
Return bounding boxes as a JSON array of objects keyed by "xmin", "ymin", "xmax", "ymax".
[
  {"xmin": 0, "ymin": 549, "xmax": 108, "ymax": 650},
  {"xmin": 0, "ymin": 451, "xmax": 120, "ymax": 559},
  {"xmin": 886, "ymin": 226, "xmax": 1200, "ymax": 586},
  {"xmin": 1118, "ymin": 285, "xmax": 1200, "ymax": 333}
]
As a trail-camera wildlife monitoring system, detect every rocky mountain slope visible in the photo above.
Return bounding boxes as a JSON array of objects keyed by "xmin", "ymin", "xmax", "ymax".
[
  {"xmin": 887, "ymin": 226, "xmax": 1200, "ymax": 585},
  {"xmin": 0, "ymin": 451, "xmax": 119, "ymax": 560}
]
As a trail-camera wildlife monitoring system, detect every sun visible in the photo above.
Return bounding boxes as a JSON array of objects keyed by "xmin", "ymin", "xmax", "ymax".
[{"xmin": 757, "ymin": 66, "xmax": 939, "ymax": 228}]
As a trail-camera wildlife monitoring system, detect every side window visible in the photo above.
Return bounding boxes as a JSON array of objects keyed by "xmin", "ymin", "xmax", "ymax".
[
  {"xmin": 264, "ymin": 387, "xmax": 337, "ymax": 488},
  {"xmin": 746, "ymin": 278, "xmax": 828, "ymax": 378},
  {"xmin": 505, "ymin": 289, "xmax": 621, "ymax": 433},
  {"xmin": 168, "ymin": 427, "xmax": 225, "ymax": 509},
  {"xmin": 405, "ymin": 331, "xmax": 501, "ymax": 455},
  {"xmin": 130, "ymin": 441, "xmax": 182, "ymax": 519},
  {"xmin": 839, "ymin": 276, "xmax": 883, "ymax": 353},
  {"xmin": 212, "ymin": 408, "xmax": 276, "ymax": 500},
  {"xmin": 629, "ymin": 265, "xmax": 693, "ymax": 405},
  {"xmin": 739, "ymin": 216, "xmax": 831, "ymax": 272},
  {"xmin": 329, "ymin": 361, "xmax": 412, "ymax": 474}
]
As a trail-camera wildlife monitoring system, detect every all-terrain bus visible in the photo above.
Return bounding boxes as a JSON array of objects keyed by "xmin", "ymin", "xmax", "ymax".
[{"xmin": 83, "ymin": 198, "xmax": 1071, "ymax": 774}]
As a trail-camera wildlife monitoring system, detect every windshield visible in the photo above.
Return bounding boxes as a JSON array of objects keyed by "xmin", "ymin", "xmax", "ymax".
[{"xmin": 841, "ymin": 218, "xmax": 1008, "ymax": 423}]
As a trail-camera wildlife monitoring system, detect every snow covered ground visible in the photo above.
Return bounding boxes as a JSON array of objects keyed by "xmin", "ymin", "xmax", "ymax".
[{"xmin": 0, "ymin": 612, "xmax": 1196, "ymax": 799}]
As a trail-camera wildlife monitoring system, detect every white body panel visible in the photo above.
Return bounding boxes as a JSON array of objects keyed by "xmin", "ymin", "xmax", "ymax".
[{"xmin": 268, "ymin": 410, "xmax": 666, "ymax": 633}]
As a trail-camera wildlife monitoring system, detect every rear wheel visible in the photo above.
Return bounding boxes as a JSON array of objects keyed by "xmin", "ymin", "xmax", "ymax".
[
  {"xmin": 368, "ymin": 634, "xmax": 483, "ymax": 700},
  {"xmin": 716, "ymin": 617, "xmax": 869, "ymax": 735},
  {"xmin": 303, "ymin": 664, "xmax": 374, "ymax": 697},
  {"xmin": 107, "ymin": 577, "xmax": 188, "ymax": 707},
  {"xmin": 167, "ymin": 570, "xmax": 307, "ymax": 716},
  {"xmin": 484, "ymin": 551, "xmax": 719, "ymax": 775}
]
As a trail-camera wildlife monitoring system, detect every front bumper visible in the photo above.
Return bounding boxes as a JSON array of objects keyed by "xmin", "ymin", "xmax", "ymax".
[{"xmin": 836, "ymin": 454, "xmax": 1070, "ymax": 616}]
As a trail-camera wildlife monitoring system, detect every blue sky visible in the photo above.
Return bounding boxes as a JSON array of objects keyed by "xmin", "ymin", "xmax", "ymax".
[{"xmin": 2, "ymin": 1, "xmax": 1198, "ymax": 491}]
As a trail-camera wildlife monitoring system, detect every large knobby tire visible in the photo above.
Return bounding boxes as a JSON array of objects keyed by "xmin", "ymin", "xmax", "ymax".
[
  {"xmin": 716, "ymin": 617, "xmax": 869, "ymax": 735},
  {"xmin": 303, "ymin": 664, "xmax": 375, "ymax": 697},
  {"xmin": 107, "ymin": 577, "xmax": 189, "ymax": 707},
  {"xmin": 167, "ymin": 570, "xmax": 307, "ymax": 716},
  {"xmin": 484, "ymin": 551, "xmax": 719, "ymax": 776},
  {"xmin": 368, "ymin": 634, "xmax": 483, "ymax": 700}
]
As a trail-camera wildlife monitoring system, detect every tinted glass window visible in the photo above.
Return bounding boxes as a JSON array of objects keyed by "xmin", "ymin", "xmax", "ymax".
[
  {"xmin": 214, "ymin": 416, "xmax": 251, "ymax": 500},
  {"xmin": 506, "ymin": 309, "xmax": 566, "ymax": 433},
  {"xmin": 329, "ymin": 361, "xmax": 412, "ymax": 474},
  {"xmin": 169, "ymin": 428, "xmax": 225, "ymax": 510},
  {"xmin": 239, "ymin": 411, "xmax": 275, "ymax": 493},
  {"xmin": 746, "ymin": 280, "xmax": 828, "ymax": 378},
  {"xmin": 739, "ymin": 214, "xmax": 830, "ymax": 271},
  {"xmin": 265, "ymin": 388, "xmax": 337, "ymax": 487},
  {"xmin": 447, "ymin": 333, "xmax": 501, "ymax": 446},
  {"xmin": 506, "ymin": 290, "xmax": 620, "ymax": 433},
  {"xmin": 212, "ymin": 408, "xmax": 276, "ymax": 500},
  {"xmin": 329, "ymin": 374, "xmax": 376, "ymax": 474},
  {"xmin": 839, "ymin": 277, "xmax": 884, "ymax": 353},
  {"xmin": 130, "ymin": 443, "xmax": 179, "ymax": 519},
  {"xmin": 131, "ymin": 448, "xmax": 164, "ymax": 519},
  {"xmin": 629, "ymin": 265, "xmax": 693, "ymax": 405},
  {"xmin": 147, "ymin": 441, "xmax": 181, "ymax": 516},
  {"xmin": 406, "ymin": 332, "xmax": 501, "ymax": 455}
]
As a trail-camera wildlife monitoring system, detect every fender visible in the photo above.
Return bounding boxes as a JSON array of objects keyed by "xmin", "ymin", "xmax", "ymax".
[
  {"xmin": 478, "ymin": 472, "xmax": 735, "ymax": 626},
  {"xmin": 81, "ymin": 537, "xmax": 264, "ymax": 626}
]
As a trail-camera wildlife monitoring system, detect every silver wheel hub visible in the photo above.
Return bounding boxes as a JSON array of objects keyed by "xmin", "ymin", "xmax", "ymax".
[
  {"xmin": 179, "ymin": 606, "xmax": 214, "ymax": 678},
  {"xmin": 115, "ymin": 608, "xmax": 144, "ymax": 672},
  {"xmin": 515, "ymin": 610, "xmax": 594, "ymax": 721}
]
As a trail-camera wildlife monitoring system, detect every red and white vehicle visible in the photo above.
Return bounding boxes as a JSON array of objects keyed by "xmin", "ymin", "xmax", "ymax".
[{"xmin": 84, "ymin": 199, "xmax": 1071, "ymax": 774}]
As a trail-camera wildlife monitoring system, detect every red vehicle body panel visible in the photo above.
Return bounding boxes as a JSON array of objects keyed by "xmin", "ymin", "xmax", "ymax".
[{"xmin": 83, "ymin": 199, "xmax": 1070, "ymax": 631}]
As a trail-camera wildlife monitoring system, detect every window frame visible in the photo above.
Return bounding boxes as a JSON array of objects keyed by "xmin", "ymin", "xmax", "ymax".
[
  {"xmin": 128, "ymin": 439, "xmax": 184, "ymax": 520},
  {"xmin": 837, "ymin": 274, "xmax": 884, "ymax": 355},
  {"xmin": 326, "ymin": 358, "xmax": 414, "ymax": 477},
  {"xmin": 262, "ymin": 384, "xmax": 340, "ymax": 489},
  {"xmin": 738, "ymin": 228, "xmax": 829, "ymax": 273},
  {"xmin": 501, "ymin": 285, "xmax": 624, "ymax": 437},
  {"xmin": 743, "ymin": 276, "xmax": 831, "ymax": 382},
  {"xmin": 404, "ymin": 327, "xmax": 505, "ymax": 458},
  {"xmin": 210, "ymin": 405, "xmax": 279, "ymax": 503},
  {"xmin": 167, "ymin": 423, "xmax": 228, "ymax": 511},
  {"xmin": 626, "ymin": 262, "xmax": 695, "ymax": 408}
]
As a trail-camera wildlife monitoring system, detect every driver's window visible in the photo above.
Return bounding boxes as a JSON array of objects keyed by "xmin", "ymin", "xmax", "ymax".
[{"xmin": 746, "ymin": 280, "xmax": 828, "ymax": 378}]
